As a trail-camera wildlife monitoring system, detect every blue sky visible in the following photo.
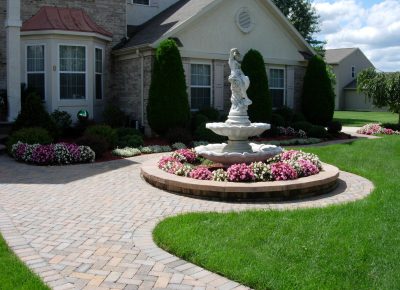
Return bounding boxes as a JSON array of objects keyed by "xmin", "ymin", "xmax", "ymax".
[{"xmin": 313, "ymin": 0, "xmax": 400, "ymax": 71}]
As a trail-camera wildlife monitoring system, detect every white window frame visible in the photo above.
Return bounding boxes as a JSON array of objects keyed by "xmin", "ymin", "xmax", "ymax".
[
  {"xmin": 26, "ymin": 43, "xmax": 46, "ymax": 101},
  {"xmin": 269, "ymin": 67, "xmax": 286, "ymax": 108},
  {"xmin": 58, "ymin": 44, "xmax": 88, "ymax": 101},
  {"xmin": 94, "ymin": 46, "xmax": 104, "ymax": 100},
  {"xmin": 190, "ymin": 62, "xmax": 213, "ymax": 111}
]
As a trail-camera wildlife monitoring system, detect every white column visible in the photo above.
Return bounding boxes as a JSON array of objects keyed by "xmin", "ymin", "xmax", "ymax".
[{"xmin": 6, "ymin": 0, "xmax": 22, "ymax": 122}]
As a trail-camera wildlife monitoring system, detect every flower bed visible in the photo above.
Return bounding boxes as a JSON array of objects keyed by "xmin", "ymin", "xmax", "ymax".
[
  {"xmin": 11, "ymin": 142, "xmax": 95, "ymax": 165},
  {"xmin": 157, "ymin": 149, "xmax": 322, "ymax": 183},
  {"xmin": 357, "ymin": 123, "xmax": 400, "ymax": 135}
]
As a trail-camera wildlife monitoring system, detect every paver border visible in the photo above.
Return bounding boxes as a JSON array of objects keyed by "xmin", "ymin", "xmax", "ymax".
[{"xmin": 141, "ymin": 160, "xmax": 340, "ymax": 201}]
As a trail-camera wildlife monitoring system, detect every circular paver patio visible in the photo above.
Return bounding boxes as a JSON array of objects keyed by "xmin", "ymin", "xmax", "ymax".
[{"xmin": 0, "ymin": 154, "xmax": 374, "ymax": 290}]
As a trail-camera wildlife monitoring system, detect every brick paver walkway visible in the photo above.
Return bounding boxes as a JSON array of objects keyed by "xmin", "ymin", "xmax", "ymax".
[{"xmin": 0, "ymin": 154, "xmax": 373, "ymax": 290}]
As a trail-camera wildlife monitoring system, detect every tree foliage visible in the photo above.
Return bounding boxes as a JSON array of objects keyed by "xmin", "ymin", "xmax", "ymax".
[
  {"xmin": 241, "ymin": 49, "xmax": 272, "ymax": 122},
  {"xmin": 357, "ymin": 68, "xmax": 400, "ymax": 124},
  {"xmin": 272, "ymin": 0, "xmax": 320, "ymax": 45},
  {"xmin": 301, "ymin": 55, "xmax": 335, "ymax": 126},
  {"xmin": 147, "ymin": 39, "xmax": 190, "ymax": 135}
]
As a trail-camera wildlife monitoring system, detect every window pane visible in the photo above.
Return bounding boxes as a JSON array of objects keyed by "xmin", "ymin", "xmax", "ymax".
[
  {"xmin": 95, "ymin": 48, "xmax": 103, "ymax": 73},
  {"xmin": 191, "ymin": 88, "xmax": 211, "ymax": 110},
  {"xmin": 270, "ymin": 69, "xmax": 284, "ymax": 88},
  {"xmin": 96, "ymin": 74, "xmax": 103, "ymax": 100},
  {"xmin": 60, "ymin": 73, "xmax": 85, "ymax": 99},
  {"xmin": 60, "ymin": 46, "xmax": 85, "ymax": 72},
  {"xmin": 270, "ymin": 89, "xmax": 284, "ymax": 108},
  {"xmin": 27, "ymin": 73, "xmax": 45, "ymax": 100},
  {"xmin": 191, "ymin": 64, "xmax": 211, "ymax": 86},
  {"xmin": 27, "ymin": 45, "xmax": 44, "ymax": 72},
  {"xmin": 133, "ymin": 0, "xmax": 149, "ymax": 5}
]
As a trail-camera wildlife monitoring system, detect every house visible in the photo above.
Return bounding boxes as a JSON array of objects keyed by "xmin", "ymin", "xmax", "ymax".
[
  {"xmin": 325, "ymin": 48, "xmax": 380, "ymax": 111},
  {"xmin": 1, "ymin": 0, "xmax": 315, "ymax": 134}
]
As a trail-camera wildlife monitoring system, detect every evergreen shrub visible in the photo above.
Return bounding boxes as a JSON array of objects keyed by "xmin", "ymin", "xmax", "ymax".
[
  {"xmin": 241, "ymin": 49, "xmax": 272, "ymax": 122},
  {"xmin": 84, "ymin": 125, "xmax": 117, "ymax": 149},
  {"xmin": 301, "ymin": 55, "xmax": 335, "ymax": 125},
  {"xmin": 308, "ymin": 125, "xmax": 328, "ymax": 138},
  {"xmin": 274, "ymin": 106, "xmax": 295, "ymax": 126},
  {"xmin": 103, "ymin": 104, "xmax": 127, "ymax": 128},
  {"xmin": 12, "ymin": 93, "xmax": 58, "ymax": 137},
  {"xmin": 77, "ymin": 134, "xmax": 108, "ymax": 158},
  {"xmin": 147, "ymin": 39, "xmax": 190, "ymax": 135},
  {"xmin": 7, "ymin": 127, "xmax": 53, "ymax": 153}
]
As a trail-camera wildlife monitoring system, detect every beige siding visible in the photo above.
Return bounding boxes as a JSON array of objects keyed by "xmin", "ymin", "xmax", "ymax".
[{"xmin": 344, "ymin": 89, "xmax": 387, "ymax": 112}]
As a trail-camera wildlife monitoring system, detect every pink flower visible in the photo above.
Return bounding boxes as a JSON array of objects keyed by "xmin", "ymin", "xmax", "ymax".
[
  {"xmin": 190, "ymin": 167, "xmax": 213, "ymax": 180},
  {"xmin": 297, "ymin": 159, "xmax": 319, "ymax": 177},
  {"xmin": 269, "ymin": 162, "xmax": 298, "ymax": 181},
  {"xmin": 227, "ymin": 163, "xmax": 255, "ymax": 182},
  {"xmin": 172, "ymin": 149, "xmax": 198, "ymax": 163}
]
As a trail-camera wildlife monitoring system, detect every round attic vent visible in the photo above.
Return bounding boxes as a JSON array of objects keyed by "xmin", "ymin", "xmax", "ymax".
[{"xmin": 236, "ymin": 7, "xmax": 255, "ymax": 34}]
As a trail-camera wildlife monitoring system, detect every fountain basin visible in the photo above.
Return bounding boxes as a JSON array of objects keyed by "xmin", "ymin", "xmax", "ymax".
[
  {"xmin": 206, "ymin": 123, "xmax": 270, "ymax": 140},
  {"xmin": 195, "ymin": 143, "xmax": 283, "ymax": 165}
]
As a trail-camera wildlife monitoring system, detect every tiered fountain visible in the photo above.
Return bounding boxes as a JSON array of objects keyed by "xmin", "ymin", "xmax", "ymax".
[
  {"xmin": 195, "ymin": 48, "xmax": 282, "ymax": 165},
  {"xmin": 141, "ymin": 48, "xmax": 339, "ymax": 201}
]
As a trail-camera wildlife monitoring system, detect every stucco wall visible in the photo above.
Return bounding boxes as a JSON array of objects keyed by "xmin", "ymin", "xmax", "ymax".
[{"xmin": 0, "ymin": 0, "xmax": 126, "ymax": 101}]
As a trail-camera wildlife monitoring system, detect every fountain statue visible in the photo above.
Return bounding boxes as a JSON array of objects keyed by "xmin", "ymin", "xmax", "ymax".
[{"xmin": 195, "ymin": 48, "xmax": 283, "ymax": 165}]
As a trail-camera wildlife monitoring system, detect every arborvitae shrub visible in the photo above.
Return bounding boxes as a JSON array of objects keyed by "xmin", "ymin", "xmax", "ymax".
[
  {"xmin": 301, "ymin": 55, "xmax": 335, "ymax": 126},
  {"xmin": 241, "ymin": 49, "xmax": 272, "ymax": 122},
  {"xmin": 147, "ymin": 39, "xmax": 190, "ymax": 135},
  {"xmin": 12, "ymin": 93, "xmax": 58, "ymax": 137}
]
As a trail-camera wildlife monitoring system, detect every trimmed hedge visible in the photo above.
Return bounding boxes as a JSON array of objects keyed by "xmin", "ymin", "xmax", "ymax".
[
  {"xmin": 84, "ymin": 125, "xmax": 117, "ymax": 149},
  {"xmin": 7, "ymin": 127, "xmax": 53, "ymax": 153},
  {"xmin": 147, "ymin": 39, "xmax": 190, "ymax": 135},
  {"xmin": 241, "ymin": 49, "xmax": 272, "ymax": 122},
  {"xmin": 301, "ymin": 55, "xmax": 335, "ymax": 126}
]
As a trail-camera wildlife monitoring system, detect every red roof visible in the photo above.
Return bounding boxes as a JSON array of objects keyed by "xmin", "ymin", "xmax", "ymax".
[{"xmin": 21, "ymin": 6, "xmax": 112, "ymax": 38}]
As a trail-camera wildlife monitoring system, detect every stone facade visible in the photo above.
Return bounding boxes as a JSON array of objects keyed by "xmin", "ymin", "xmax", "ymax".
[
  {"xmin": 0, "ymin": 0, "xmax": 126, "ymax": 97},
  {"xmin": 293, "ymin": 66, "xmax": 306, "ymax": 111},
  {"xmin": 113, "ymin": 53, "xmax": 155, "ymax": 132}
]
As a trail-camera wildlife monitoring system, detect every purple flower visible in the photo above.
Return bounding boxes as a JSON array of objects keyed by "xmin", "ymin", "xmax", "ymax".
[
  {"xmin": 227, "ymin": 163, "xmax": 255, "ymax": 182},
  {"xmin": 31, "ymin": 144, "xmax": 55, "ymax": 165},
  {"xmin": 269, "ymin": 162, "xmax": 298, "ymax": 181}
]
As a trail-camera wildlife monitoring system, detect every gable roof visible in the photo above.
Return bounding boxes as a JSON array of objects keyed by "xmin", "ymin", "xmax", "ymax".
[
  {"xmin": 21, "ymin": 6, "xmax": 112, "ymax": 38},
  {"xmin": 325, "ymin": 48, "xmax": 358, "ymax": 65},
  {"xmin": 122, "ymin": 0, "xmax": 214, "ymax": 49},
  {"xmin": 119, "ymin": 0, "xmax": 315, "ymax": 56}
]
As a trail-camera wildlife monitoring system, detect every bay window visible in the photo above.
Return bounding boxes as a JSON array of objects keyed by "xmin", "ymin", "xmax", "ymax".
[
  {"xmin": 27, "ymin": 45, "xmax": 45, "ymax": 100},
  {"xmin": 190, "ymin": 64, "xmax": 211, "ymax": 110},
  {"xmin": 59, "ymin": 45, "xmax": 86, "ymax": 100},
  {"xmin": 269, "ymin": 68, "xmax": 285, "ymax": 108}
]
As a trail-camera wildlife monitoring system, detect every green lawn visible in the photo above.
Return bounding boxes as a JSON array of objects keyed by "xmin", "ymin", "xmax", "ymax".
[
  {"xmin": 0, "ymin": 234, "xmax": 49, "ymax": 290},
  {"xmin": 334, "ymin": 111, "xmax": 398, "ymax": 127},
  {"xmin": 153, "ymin": 136, "xmax": 400, "ymax": 290}
]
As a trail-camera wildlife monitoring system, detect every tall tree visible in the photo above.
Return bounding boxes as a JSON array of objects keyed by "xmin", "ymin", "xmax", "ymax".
[
  {"xmin": 147, "ymin": 39, "xmax": 190, "ymax": 135},
  {"xmin": 272, "ymin": 0, "xmax": 322, "ymax": 47},
  {"xmin": 301, "ymin": 55, "xmax": 335, "ymax": 126},
  {"xmin": 241, "ymin": 49, "xmax": 272, "ymax": 122},
  {"xmin": 358, "ymin": 68, "xmax": 400, "ymax": 124}
]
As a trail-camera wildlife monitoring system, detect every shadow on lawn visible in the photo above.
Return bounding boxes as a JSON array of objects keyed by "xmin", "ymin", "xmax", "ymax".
[
  {"xmin": 333, "ymin": 118, "xmax": 379, "ymax": 126},
  {"xmin": 0, "ymin": 155, "xmax": 139, "ymax": 185}
]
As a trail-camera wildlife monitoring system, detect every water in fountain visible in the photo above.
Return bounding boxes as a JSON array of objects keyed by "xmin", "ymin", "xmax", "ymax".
[{"xmin": 195, "ymin": 48, "xmax": 283, "ymax": 165}]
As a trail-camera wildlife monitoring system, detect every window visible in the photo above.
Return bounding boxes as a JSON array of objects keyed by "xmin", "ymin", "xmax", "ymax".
[
  {"xmin": 59, "ymin": 45, "xmax": 86, "ymax": 100},
  {"xmin": 95, "ymin": 48, "xmax": 103, "ymax": 100},
  {"xmin": 352, "ymin": 66, "xmax": 356, "ymax": 78},
  {"xmin": 191, "ymin": 64, "xmax": 211, "ymax": 110},
  {"xmin": 269, "ymin": 68, "xmax": 285, "ymax": 108},
  {"xmin": 27, "ymin": 45, "xmax": 45, "ymax": 100},
  {"xmin": 131, "ymin": 0, "xmax": 149, "ymax": 5}
]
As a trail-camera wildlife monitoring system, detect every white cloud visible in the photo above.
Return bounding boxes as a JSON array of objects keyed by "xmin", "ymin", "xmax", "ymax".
[{"xmin": 314, "ymin": 0, "xmax": 400, "ymax": 71}]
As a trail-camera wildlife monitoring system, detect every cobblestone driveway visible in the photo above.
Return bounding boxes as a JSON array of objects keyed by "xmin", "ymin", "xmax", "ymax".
[{"xmin": 0, "ymin": 154, "xmax": 373, "ymax": 290}]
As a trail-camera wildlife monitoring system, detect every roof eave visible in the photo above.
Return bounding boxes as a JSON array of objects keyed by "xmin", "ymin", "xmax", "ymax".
[{"xmin": 21, "ymin": 30, "xmax": 112, "ymax": 42}]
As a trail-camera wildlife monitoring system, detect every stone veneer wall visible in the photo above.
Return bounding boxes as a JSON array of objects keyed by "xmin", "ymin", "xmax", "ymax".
[
  {"xmin": 113, "ymin": 54, "xmax": 155, "ymax": 133},
  {"xmin": 0, "ymin": 0, "xmax": 126, "ymax": 96},
  {"xmin": 293, "ymin": 66, "xmax": 306, "ymax": 111}
]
